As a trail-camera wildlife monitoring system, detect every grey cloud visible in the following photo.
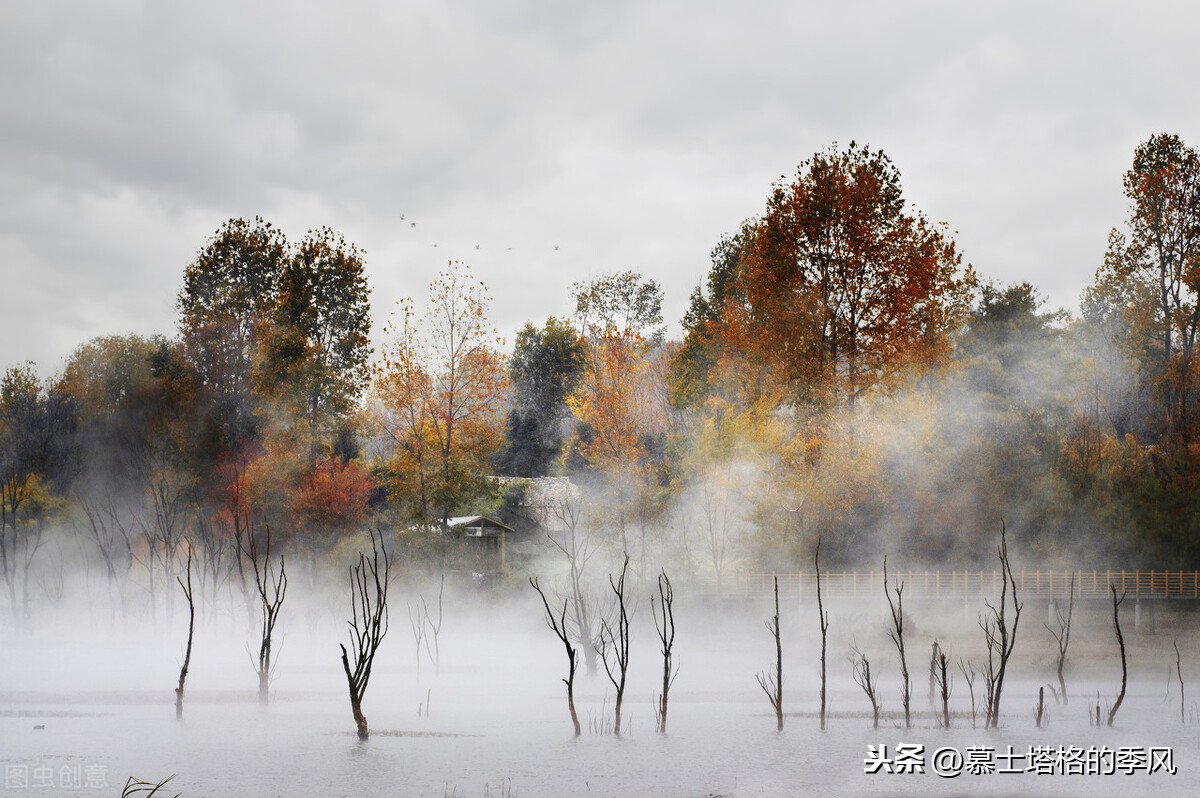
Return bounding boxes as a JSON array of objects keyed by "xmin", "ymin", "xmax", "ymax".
[{"xmin": 2, "ymin": 0, "xmax": 1199, "ymax": 375}]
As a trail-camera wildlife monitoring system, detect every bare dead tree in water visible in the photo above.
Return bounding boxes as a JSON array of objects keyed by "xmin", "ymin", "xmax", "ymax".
[
  {"xmin": 596, "ymin": 554, "xmax": 631, "ymax": 736},
  {"xmin": 850, "ymin": 645, "xmax": 880, "ymax": 729},
  {"xmin": 1045, "ymin": 571, "xmax": 1075, "ymax": 705},
  {"xmin": 1034, "ymin": 686, "xmax": 1046, "ymax": 728},
  {"xmin": 959, "ymin": 659, "xmax": 979, "ymax": 729},
  {"xmin": 928, "ymin": 641, "xmax": 940, "ymax": 702},
  {"xmin": 756, "ymin": 574, "xmax": 783, "ymax": 731},
  {"xmin": 980, "ymin": 521, "xmax": 1021, "ymax": 728},
  {"xmin": 339, "ymin": 529, "xmax": 391, "ymax": 740},
  {"xmin": 422, "ymin": 573, "xmax": 445, "ymax": 674},
  {"xmin": 1107, "ymin": 583, "xmax": 1128, "ymax": 727},
  {"xmin": 549, "ymin": 497, "xmax": 599, "ymax": 675},
  {"xmin": 75, "ymin": 492, "xmax": 135, "ymax": 619},
  {"xmin": 1174, "ymin": 640, "xmax": 1185, "ymax": 724},
  {"xmin": 883, "ymin": 556, "xmax": 910, "ymax": 728},
  {"xmin": 236, "ymin": 522, "xmax": 287, "ymax": 704},
  {"xmin": 530, "ymin": 576, "xmax": 581, "ymax": 736},
  {"xmin": 407, "ymin": 601, "xmax": 426, "ymax": 680},
  {"xmin": 652, "ymin": 569, "xmax": 678, "ymax": 733},
  {"xmin": 815, "ymin": 537, "xmax": 829, "ymax": 731},
  {"xmin": 174, "ymin": 543, "xmax": 194, "ymax": 719},
  {"xmin": 933, "ymin": 646, "xmax": 951, "ymax": 728}
]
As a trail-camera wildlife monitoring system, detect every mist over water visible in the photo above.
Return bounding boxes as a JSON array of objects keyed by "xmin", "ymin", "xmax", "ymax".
[{"xmin": 3, "ymin": 551, "xmax": 1198, "ymax": 798}]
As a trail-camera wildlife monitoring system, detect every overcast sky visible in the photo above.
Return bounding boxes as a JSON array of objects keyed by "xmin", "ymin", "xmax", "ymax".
[{"xmin": 3, "ymin": 1, "xmax": 1198, "ymax": 378}]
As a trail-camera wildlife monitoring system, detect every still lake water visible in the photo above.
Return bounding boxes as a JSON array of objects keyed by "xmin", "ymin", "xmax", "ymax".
[{"xmin": 2, "ymin": 599, "xmax": 1198, "ymax": 797}]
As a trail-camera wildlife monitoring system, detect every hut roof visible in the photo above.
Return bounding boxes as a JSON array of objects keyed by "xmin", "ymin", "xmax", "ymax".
[{"xmin": 445, "ymin": 515, "xmax": 515, "ymax": 535}]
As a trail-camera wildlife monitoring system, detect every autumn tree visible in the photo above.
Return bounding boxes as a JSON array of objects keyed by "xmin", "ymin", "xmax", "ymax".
[
  {"xmin": 495, "ymin": 317, "xmax": 585, "ymax": 477},
  {"xmin": 0, "ymin": 364, "xmax": 76, "ymax": 624},
  {"xmin": 684, "ymin": 143, "xmax": 975, "ymax": 409},
  {"xmin": 959, "ymin": 281, "xmax": 1067, "ymax": 405},
  {"xmin": 565, "ymin": 272, "xmax": 663, "ymax": 552},
  {"xmin": 374, "ymin": 301, "xmax": 438, "ymax": 522},
  {"xmin": 259, "ymin": 227, "xmax": 372, "ymax": 461},
  {"xmin": 1080, "ymin": 230, "xmax": 1160, "ymax": 441},
  {"xmin": 59, "ymin": 335, "xmax": 163, "ymax": 613},
  {"xmin": 291, "ymin": 458, "xmax": 372, "ymax": 535},
  {"xmin": 1120, "ymin": 133, "xmax": 1200, "ymax": 447},
  {"xmin": 177, "ymin": 217, "xmax": 287, "ymax": 454},
  {"xmin": 375, "ymin": 262, "xmax": 507, "ymax": 525},
  {"xmin": 670, "ymin": 224, "xmax": 754, "ymax": 411}
]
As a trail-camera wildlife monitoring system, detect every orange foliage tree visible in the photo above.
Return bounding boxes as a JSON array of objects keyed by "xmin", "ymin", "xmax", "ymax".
[
  {"xmin": 292, "ymin": 459, "xmax": 372, "ymax": 533},
  {"xmin": 375, "ymin": 262, "xmax": 507, "ymax": 525},
  {"xmin": 565, "ymin": 272, "xmax": 665, "ymax": 552},
  {"xmin": 1121, "ymin": 133, "xmax": 1200, "ymax": 448},
  {"xmin": 708, "ymin": 143, "xmax": 975, "ymax": 408}
]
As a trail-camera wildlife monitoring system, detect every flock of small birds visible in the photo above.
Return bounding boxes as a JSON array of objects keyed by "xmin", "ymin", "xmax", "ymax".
[{"xmin": 401, "ymin": 213, "xmax": 560, "ymax": 252}]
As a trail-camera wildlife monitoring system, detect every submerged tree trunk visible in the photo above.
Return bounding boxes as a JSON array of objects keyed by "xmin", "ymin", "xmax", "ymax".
[
  {"xmin": 653, "ymin": 569, "xmax": 677, "ymax": 734},
  {"xmin": 175, "ymin": 545, "xmax": 195, "ymax": 720},
  {"xmin": 1107, "ymin": 584, "xmax": 1128, "ymax": 726},
  {"xmin": 1047, "ymin": 571, "xmax": 1075, "ymax": 706},
  {"xmin": 341, "ymin": 646, "xmax": 370, "ymax": 740},
  {"xmin": 340, "ymin": 530, "xmax": 391, "ymax": 741},
  {"xmin": 851, "ymin": 645, "xmax": 879, "ymax": 730},
  {"xmin": 883, "ymin": 556, "xmax": 911, "ymax": 729},
  {"xmin": 1175, "ymin": 640, "xmax": 1186, "ymax": 725},
  {"xmin": 934, "ymin": 649, "xmax": 951, "ymax": 728},
  {"xmin": 815, "ymin": 537, "xmax": 828, "ymax": 731},
  {"xmin": 981, "ymin": 521, "xmax": 1022, "ymax": 728},
  {"xmin": 756, "ymin": 575, "xmax": 783, "ymax": 731},
  {"xmin": 598, "ymin": 555, "xmax": 631, "ymax": 736},
  {"xmin": 530, "ymin": 576, "xmax": 581, "ymax": 737}
]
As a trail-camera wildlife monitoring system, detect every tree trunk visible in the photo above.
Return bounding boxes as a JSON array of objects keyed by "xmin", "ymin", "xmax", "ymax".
[
  {"xmin": 567, "ymin": 679, "xmax": 581, "ymax": 737},
  {"xmin": 342, "ymin": 646, "xmax": 369, "ymax": 740},
  {"xmin": 1107, "ymin": 585, "xmax": 1127, "ymax": 726},
  {"xmin": 351, "ymin": 697, "xmax": 368, "ymax": 740}
]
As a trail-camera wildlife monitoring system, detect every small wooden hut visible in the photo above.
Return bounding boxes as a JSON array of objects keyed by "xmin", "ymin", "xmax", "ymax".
[{"xmin": 446, "ymin": 515, "xmax": 516, "ymax": 575}]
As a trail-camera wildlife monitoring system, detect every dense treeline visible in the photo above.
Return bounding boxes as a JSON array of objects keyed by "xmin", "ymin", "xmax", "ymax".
[{"xmin": 1, "ymin": 135, "xmax": 1198, "ymax": 624}]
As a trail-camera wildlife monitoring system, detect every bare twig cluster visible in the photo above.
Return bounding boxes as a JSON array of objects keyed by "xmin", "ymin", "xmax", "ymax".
[
  {"xmin": 549, "ymin": 498, "xmax": 599, "ymax": 675},
  {"xmin": 756, "ymin": 574, "xmax": 783, "ymax": 731},
  {"xmin": 980, "ymin": 521, "xmax": 1021, "ymax": 728},
  {"xmin": 236, "ymin": 522, "xmax": 287, "ymax": 704},
  {"xmin": 959, "ymin": 658, "xmax": 979, "ymax": 729},
  {"xmin": 408, "ymin": 573, "xmax": 446, "ymax": 680},
  {"xmin": 883, "ymin": 556, "xmax": 910, "ymax": 728},
  {"xmin": 850, "ymin": 645, "xmax": 880, "ymax": 729},
  {"xmin": 596, "ymin": 555, "xmax": 631, "ymax": 736},
  {"xmin": 651, "ymin": 569, "xmax": 678, "ymax": 733},
  {"xmin": 339, "ymin": 529, "xmax": 390, "ymax": 740},
  {"xmin": 1044, "ymin": 571, "xmax": 1075, "ymax": 705},
  {"xmin": 530, "ymin": 576, "xmax": 580, "ymax": 736},
  {"xmin": 174, "ymin": 542, "xmax": 194, "ymax": 720}
]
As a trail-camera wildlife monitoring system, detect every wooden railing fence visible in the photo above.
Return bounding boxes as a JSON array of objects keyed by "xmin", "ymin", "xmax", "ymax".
[{"xmin": 696, "ymin": 570, "xmax": 1200, "ymax": 601}]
